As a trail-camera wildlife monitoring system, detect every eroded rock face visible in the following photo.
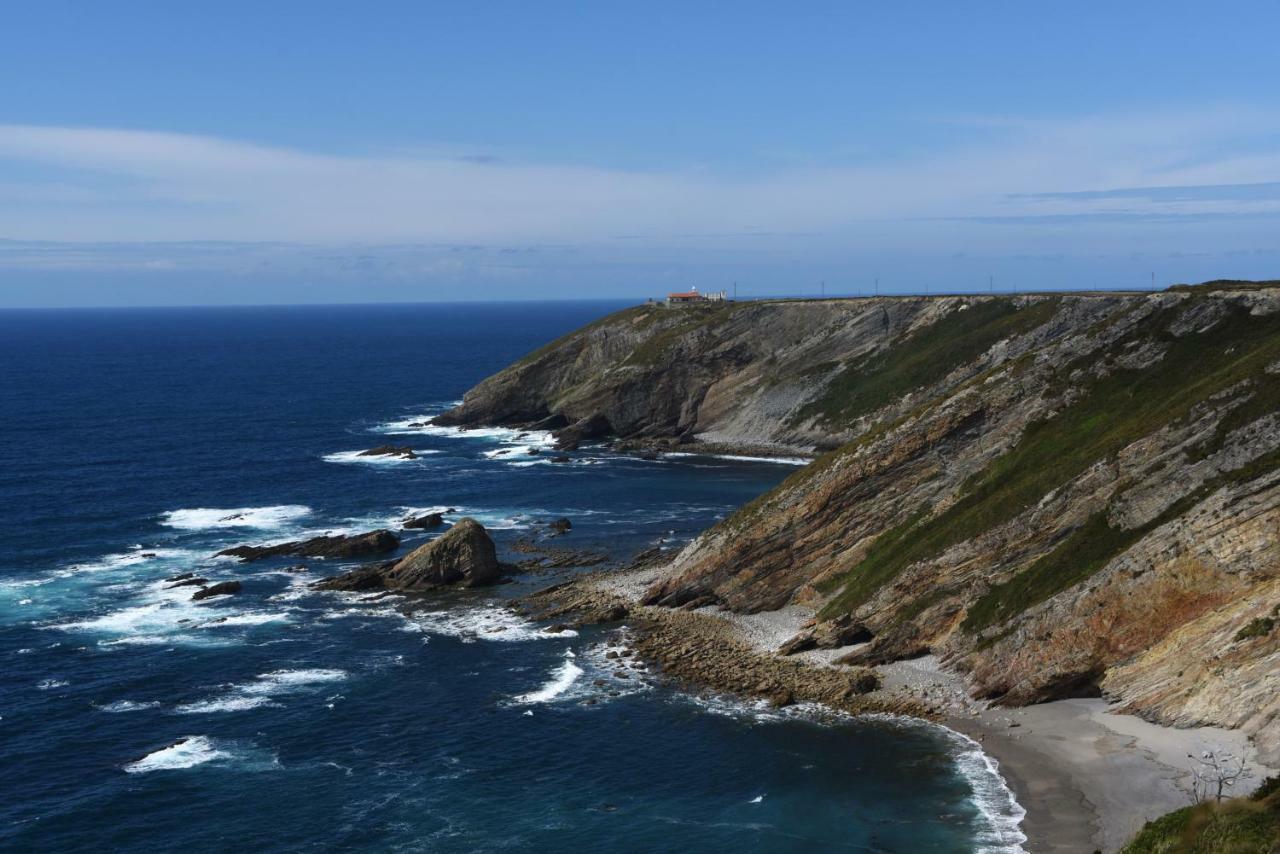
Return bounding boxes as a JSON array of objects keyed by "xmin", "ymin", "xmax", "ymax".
[
  {"xmin": 217, "ymin": 530, "xmax": 400, "ymax": 562},
  {"xmin": 317, "ymin": 518, "xmax": 502, "ymax": 592},
  {"xmin": 442, "ymin": 284, "xmax": 1280, "ymax": 757}
]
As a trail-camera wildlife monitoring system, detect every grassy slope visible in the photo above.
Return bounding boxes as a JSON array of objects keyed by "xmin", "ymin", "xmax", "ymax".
[
  {"xmin": 1122, "ymin": 778, "xmax": 1280, "ymax": 853},
  {"xmin": 793, "ymin": 298, "xmax": 1060, "ymax": 427},
  {"xmin": 818, "ymin": 297, "xmax": 1280, "ymax": 621}
]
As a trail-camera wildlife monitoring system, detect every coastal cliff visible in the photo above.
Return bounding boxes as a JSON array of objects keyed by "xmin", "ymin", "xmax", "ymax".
[{"xmin": 437, "ymin": 282, "xmax": 1280, "ymax": 763}]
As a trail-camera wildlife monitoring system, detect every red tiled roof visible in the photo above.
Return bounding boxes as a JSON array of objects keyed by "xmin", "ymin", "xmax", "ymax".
[{"xmin": 668, "ymin": 291, "xmax": 701, "ymax": 298}]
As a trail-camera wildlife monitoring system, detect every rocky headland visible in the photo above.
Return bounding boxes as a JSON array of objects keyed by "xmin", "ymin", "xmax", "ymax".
[{"xmin": 434, "ymin": 280, "xmax": 1280, "ymax": 851}]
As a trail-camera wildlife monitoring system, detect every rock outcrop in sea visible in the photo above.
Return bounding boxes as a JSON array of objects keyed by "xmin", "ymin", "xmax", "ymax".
[
  {"xmin": 217, "ymin": 530, "xmax": 400, "ymax": 562},
  {"xmin": 437, "ymin": 280, "xmax": 1280, "ymax": 763},
  {"xmin": 316, "ymin": 517, "xmax": 504, "ymax": 591}
]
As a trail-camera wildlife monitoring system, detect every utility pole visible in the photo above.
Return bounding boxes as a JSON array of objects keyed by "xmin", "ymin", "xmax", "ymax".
[
  {"xmin": 989, "ymin": 274, "xmax": 994, "ymax": 293},
  {"xmin": 874, "ymin": 277, "xmax": 879, "ymax": 296},
  {"xmin": 821, "ymin": 280, "xmax": 825, "ymax": 298},
  {"xmin": 1151, "ymin": 271, "xmax": 1156, "ymax": 292},
  {"xmin": 733, "ymin": 281, "xmax": 737, "ymax": 300}
]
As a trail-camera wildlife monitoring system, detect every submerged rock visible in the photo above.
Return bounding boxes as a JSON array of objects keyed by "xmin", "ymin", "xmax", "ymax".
[
  {"xmin": 192, "ymin": 580, "xmax": 241, "ymax": 601},
  {"xmin": 554, "ymin": 413, "xmax": 612, "ymax": 451},
  {"xmin": 358, "ymin": 445, "xmax": 417, "ymax": 459},
  {"xmin": 402, "ymin": 512, "xmax": 444, "ymax": 530},
  {"xmin": 217, "ymin": 530, "xmax": 400, "ymax": 562},
  {"xmin": 316, "ymin": 518, "xmax": 503, "ymax": 592},
  {"xmin": 548, "ymin": 517, "xmax": 572, "ymax": 534}
]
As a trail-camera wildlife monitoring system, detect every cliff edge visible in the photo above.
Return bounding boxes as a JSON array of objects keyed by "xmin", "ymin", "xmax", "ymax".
[{"xmin": 439, "ymin": 282, "xmax": 1280, "ymax": 762}]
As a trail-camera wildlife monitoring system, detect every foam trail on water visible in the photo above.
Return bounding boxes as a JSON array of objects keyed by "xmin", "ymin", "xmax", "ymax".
[
  {"xmin": 322, "ymin": 450, "xmax": 441, "ymax": 465},
  {"xmin": 161, "ymin": 505, "xmax": 312, "ymax": 531},
  {"xmin": 663, "ymin": 452, "xmax": 812, "ymax": 466},
  {"xmin": 175, "ymin": 668, "xmax": 348, "ymax": 714},
  {"xmin": 514, "ymin": 650, "xmax": 584, "ymax": 704},
  {"xmin": 175, "ymin": 665, "xmax": 348, "ymax": 717},
  {"xmin": 405, "ymin": 604, "xmax": 576, "ymax": 642},
  {"xmin": 124, "ymin": 736, "xmax": 227, "ymax": 773},
  {"xmin": 97, "ymin": 700, "xmax": 162, "ymax": 713}
]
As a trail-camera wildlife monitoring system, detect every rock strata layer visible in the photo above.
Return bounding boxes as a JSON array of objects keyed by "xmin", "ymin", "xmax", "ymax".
[{"xmin": 442, "ymin": 282, "xmax": 1280, "ymax": 762}]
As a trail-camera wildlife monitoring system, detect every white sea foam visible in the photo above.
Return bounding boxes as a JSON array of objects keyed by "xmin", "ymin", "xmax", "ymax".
[
  {"xmin": 202, "ymin": 612, "xmax": 293, "ymax": 628},
  {"xmin": 374, "ymin": 413, "xmax": 560, "ymax": 453},
  {"xmin": 37, "ymin": 678, "xmax": 70, "ymax": 690},
  {"xmin": 97, "ymin": 700, "xmax": 161, "ymax": 713},
  {"xmin": 662, "ymin": 452, "xmax": 811, "ymax": 466},
  {"xmin": 174, "ymin": 695, "xmax": 279, "ymax": 714},
  {"xmin": 406, "ymin": 604, "xmax": 575, "ymax": 643},
  {"xmin": 942, "ymin": 727, "xmax": 1029, "ymax": 854},
  {"xmin": 59, "ymin": 547, "xmax": 198, "ymax": 576},
  {"xmin": 160, "ymin": 505, "xmax": 312, "ymax": 531},
  {"xmin": 53, "ymin": 577, "xmax": 277, "ymax": 648},
  {"xmin": 513, "ymin": 650, "xmax": 584, "ymax": 704},
  {"xmin": 124, "ymin": 736, "xmax": 227, "ymax": 773},
  {"xmin": 175, "ymin": 668, "xmax": 348, "ymax": 714},
  {"xmin": 322, "ymin": 449, "xmax": 441, "ymax": 465}
]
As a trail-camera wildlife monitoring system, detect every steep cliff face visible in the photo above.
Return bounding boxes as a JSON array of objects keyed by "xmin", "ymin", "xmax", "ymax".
[{"xmin": 442, "ymin": 282, "xmax": 1280, "ymax": 759}]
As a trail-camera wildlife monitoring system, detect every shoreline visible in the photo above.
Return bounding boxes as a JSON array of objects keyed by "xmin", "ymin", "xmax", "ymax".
[{"xmin": 527, "ymin": 564, "xmax": 1279, "ymax": 853}]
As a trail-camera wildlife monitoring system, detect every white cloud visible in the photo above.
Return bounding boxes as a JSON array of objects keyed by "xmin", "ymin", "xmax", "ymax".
[{"xmin": 0, "ymin": 107, "xmax": 1279, "ymax": 251}]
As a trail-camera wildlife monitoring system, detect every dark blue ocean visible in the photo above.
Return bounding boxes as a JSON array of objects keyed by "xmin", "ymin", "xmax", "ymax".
[{"xmin": 0, "ymin": 302, "xmax": 1024, "ymax": 852}]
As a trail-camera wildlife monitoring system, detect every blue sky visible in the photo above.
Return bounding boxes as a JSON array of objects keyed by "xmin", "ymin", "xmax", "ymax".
[{"xmin": 2, "ymin": 1, "xmax": 1280, "ymax": 306}]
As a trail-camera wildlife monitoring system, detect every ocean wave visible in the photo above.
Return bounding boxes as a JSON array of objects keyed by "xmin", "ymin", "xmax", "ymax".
[
  {"xmin": 123, "ymin": 736, "xmax": 279, "ymax": 774},
  {"xmin": 405, "ymin": 604, "xmax": 576, "ymax": 643},
  {"xmin": 160, "ymin": 505, "xmax": 312, "ymax": 531},
  {"xmin": 373, "ymin": 413, "xmax": 560, "ymax": 454},
  {"xmin": 174, "ymin": 695, "xmax": 279, "ymax": 714},
  {"xmin": 513, "ymin": 650, "xmax": 584, "ymax": 704},
  {"xmin": 59, "ymin": 547, "xmax": 201, "ymax": 576},
  {"xmin": 203, "ymin": 612, "xmax": 293, "ymax": 628},
  {"xmin": 53, "ymin": 579, "xmax": 285, "ymax": 648},
  {"xmin": 124, "ymin": 736, "xmax": 228, "ymax": 773},
  {"xmin": 174, "ymin": 668, "xmax": 348, "ymax": 714},
  {"xmin": 37, "ymin": 678, "xmax": 70, "ymax": 690},
  {"xmin": 97, "ymin": 700, "xmax": 162, "ymax": 713},
  {"xmin": 322, "ymin": 449, "xmax": 442, "ymax": 465},
  {"xmin": 662, "ymin": 452, "xmax": 812, "ymax": 466},
  {"xmin": 943, "ymin": 728, "xmax": 1028, "ymax": 854}
]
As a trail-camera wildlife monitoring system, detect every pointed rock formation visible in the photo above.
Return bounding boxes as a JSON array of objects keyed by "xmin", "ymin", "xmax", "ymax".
[{"xmin": 316, "ymin": 518, "xmax": 503, "ymax": 592}]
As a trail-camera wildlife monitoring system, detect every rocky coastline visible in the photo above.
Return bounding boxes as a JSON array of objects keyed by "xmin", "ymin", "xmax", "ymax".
[{"xmin": 399, "ymin": 282, "xmax": 1280, "ymax": 850}]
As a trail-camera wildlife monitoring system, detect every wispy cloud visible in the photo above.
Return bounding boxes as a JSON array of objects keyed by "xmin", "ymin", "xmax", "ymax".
[{"xmin": 1, "ymin": 105, "xmax": 1279, "ymax": 259}]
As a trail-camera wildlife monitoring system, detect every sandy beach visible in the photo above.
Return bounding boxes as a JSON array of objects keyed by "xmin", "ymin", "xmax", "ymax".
[{"xmin": 585, "ymin": 564, "xmax": 1279, "ymax": 853}]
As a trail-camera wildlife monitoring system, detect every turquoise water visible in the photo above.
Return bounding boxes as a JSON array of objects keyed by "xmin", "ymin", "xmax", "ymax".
[{"xmin": 0, "ymin": 302, "xmax": 1025, "ymax": 852}]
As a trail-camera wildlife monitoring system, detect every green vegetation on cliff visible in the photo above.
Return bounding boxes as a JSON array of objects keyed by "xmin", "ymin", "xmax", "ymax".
[
  {"xmin": 1122, "ymin": 777, "xmax": 1280, "ymax": 853},
  {"xmin": 794, "ymin": 298, "xmax": 1059, "ymax": 427},
  {"xmin": 820, "ymin": 301, "xmax": 1280, "ymax": 621}
]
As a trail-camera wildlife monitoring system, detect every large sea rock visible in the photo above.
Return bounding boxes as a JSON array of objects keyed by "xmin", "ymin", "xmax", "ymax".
[{"xmin": 316, "ymin": 518, "xmax": 503, "ymax": 592}]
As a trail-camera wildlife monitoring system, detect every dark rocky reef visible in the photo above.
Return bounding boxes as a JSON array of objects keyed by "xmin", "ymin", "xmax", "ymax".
[
  {"xmin": 316, "ymin": 518, "xmax": 504, "ymax": 592},
  {"xmin": 217, "ymin": 530, "xmax": 400, "ymax": 562},
  {"xmin": 192, "ymin": 580, "xmax": 241, "ymax": 601},
  {"xmin": 358, "ymin": 444, "xmax": 418, "ymax": 459}
]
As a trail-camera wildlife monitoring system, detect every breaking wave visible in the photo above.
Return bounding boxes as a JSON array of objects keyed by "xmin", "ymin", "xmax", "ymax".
[{"xmin": 160, "ymin": 506, "xmax": 313, "ymax": 531}]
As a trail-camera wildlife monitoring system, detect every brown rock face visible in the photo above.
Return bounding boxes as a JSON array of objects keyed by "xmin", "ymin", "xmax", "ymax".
[
  {"xmin": 317, "ymin": 518, "xmax": 503, "ymax": 592},
  {"xmin": 443, "ymin": 283, "xmax": 1280, "ymax": 761}
]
